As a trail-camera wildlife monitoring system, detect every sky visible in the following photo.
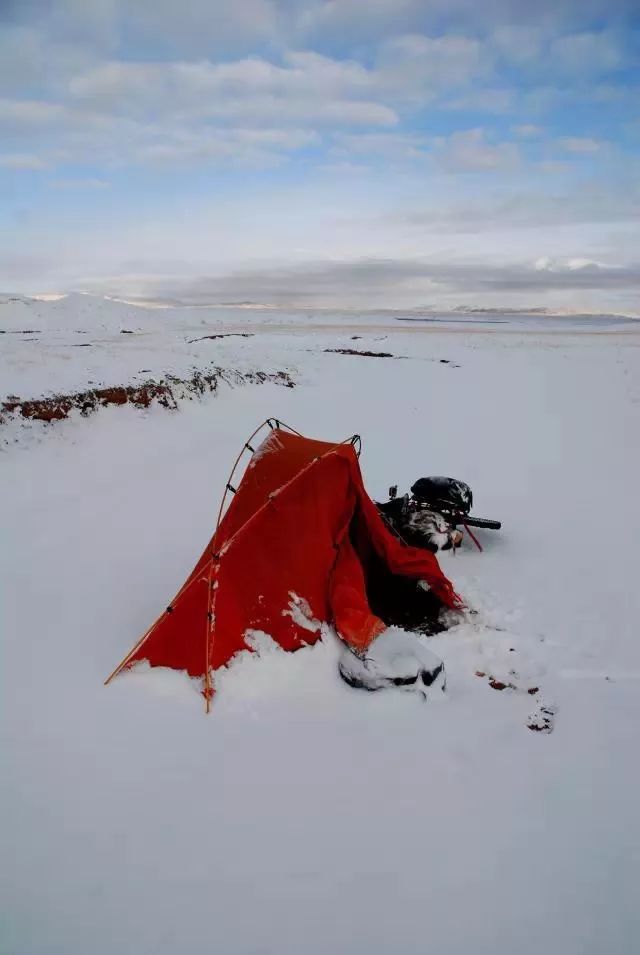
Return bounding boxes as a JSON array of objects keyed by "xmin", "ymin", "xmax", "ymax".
[{"xmin": 0, "ymin": 0, "xmax": 639, "ymax": 311}]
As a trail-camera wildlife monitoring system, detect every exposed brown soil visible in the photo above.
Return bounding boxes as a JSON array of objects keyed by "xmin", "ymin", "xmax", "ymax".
[
  {"xmin": 324, "ymin": 348, "xmax": 396, "ymax": 358},
  {"xmin": 187, "ymin": 333, "xmax": 255, "ymax": 344},
  {"xmin": 476, "ymin": 670, "xmax": 541, "ymax": 698},
  {"xmin": 1, "ymin": 367, "xmax": 295, "ymax": 426},
  {"xmin": 473, "ymin": 671, "xmax": 554, "ymax": 732},
  {"xmin": 488, "ymin": 677, "xmax": 516, "ymax": 691}
]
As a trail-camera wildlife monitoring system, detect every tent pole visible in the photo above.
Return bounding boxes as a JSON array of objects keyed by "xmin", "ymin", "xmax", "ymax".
[
  {"xmin": 213, "ymin": 419, "xmax": 273, "ymax": 542},
  {"xmin": 204, "ymin": 558, "xmax": 215, "ymax": 714}
]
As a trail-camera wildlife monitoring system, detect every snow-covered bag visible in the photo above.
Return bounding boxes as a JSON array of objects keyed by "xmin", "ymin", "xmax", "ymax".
[{"xmin": 338, "ymin": 627, "xmax": 446, "ymax": 696}]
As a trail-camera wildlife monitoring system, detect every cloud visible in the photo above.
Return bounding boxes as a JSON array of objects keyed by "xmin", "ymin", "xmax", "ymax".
[
  {"xmin": 0, "ymin": 98, "xmax": 67, "ymax": 126},
  {"xmin": 63, "ymin": 37, "xmax": 494, "ymax": 128},
  {"xmin": 434, "ymin": 128, "xmax": 520, "ymax": 172},
  {"xmin": 1, "ymin": 1, "xmax": 638, "ymax": 305},
  {"xmin": 537, "ymin": 160, "xmax": 573, "ymax": 175},
  {"xmin": 444, "ymin": 88, "xmax": 515, "ymax": 113},
  {"xmin": 0, "ymin": 4, "xmax": 633, "ymax": 179},
  {"xmin": 377, "ymin": 33, "xmax": 488, "ymax": 100},
  {"xmin": 558, "ymin": 136, "xmax": 603, "ymax": 153},
  {"xmin": 0, "ymin": 94, "xmax": 327, "ymax": 170},
  {"xmin": 0, "ymin": 25, "xmax": 47, "ymax": 95},
  {"xmin": 331, "ymin": 131, "xmax": 428, "ymax": 161},
  {"xmin": 1, "ymin": 0, "xmax": 278, "ymax": 59},
  {"xmin": 550, "ymin": 30, "xmax": 625, "ymax": 74},
  {"xmin": 390, "ymin": 181, "xmax": 640, "ymax": 231},
  {"xmin": 491, "ymin": 25, "xmax": 629, "ymax": 76},
  {"xmin": 86, "ymin": 255, "xmax": 640, "ymax": 307},
  {"xmin": 50, "ymin": 177, "xmax": 110, "ymax": 189},
  {"xmin": 66, "ymin": 53, "xmax": 396, "ymax": 128},
  {"xmin": 0, "ymin": 250, "xmax": 58, "ymax": 282},
  {"xmin": 490, "ymin": 24, "xmax": 546, "ymax": 65},
  {"xmin": 126, "ymin": 127, "xmax": 319, "ymax": 168},
  {"xmin": 512, "ymin": 124, "xmax": 543, "ymax": 138},
  {"xmin": 523, "ymin": 78, "xmax": 639, "ymax": 115},
  {"xmin": 124, "ymin": 0, "xmax": 279, "ymax": 57},
  {"xmin": 0, "ymin": 153, "xmax": 47, "ymax": 169},
  {"xmin": 295, "ymin": 1, "xmax": 636, "ymax": 52}
]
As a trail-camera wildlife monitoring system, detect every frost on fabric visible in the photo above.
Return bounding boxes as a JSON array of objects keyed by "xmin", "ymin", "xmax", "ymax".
[
  {"xmin": 282, "ymin": 592, "xmax": 322, "ymax": 633},
  {"xmin": 247, "ymin": 430, "xmax": 285, "ymax": 469}
]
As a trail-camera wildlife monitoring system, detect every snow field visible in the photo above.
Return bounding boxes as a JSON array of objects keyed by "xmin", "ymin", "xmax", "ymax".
[{"xmin": 2, "ymin": 300, "xmax": 640, "ymax": 954}]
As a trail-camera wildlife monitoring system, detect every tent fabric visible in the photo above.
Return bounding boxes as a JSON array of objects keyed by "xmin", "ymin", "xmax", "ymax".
[{"xmin": 107, "ymin": 425, "xmax": 462, "ymax": 702}]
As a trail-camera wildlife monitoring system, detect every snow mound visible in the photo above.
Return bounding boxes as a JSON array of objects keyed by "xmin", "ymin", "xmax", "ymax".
[{"xmin": 338, "ymin": 627, "xmax": 446, "ymax": 695}]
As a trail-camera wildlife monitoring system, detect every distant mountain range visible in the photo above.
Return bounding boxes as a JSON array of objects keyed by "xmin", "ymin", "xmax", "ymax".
[{"xmin": 1, "ymin": 291, "xmax": 638, "ymax": 321}]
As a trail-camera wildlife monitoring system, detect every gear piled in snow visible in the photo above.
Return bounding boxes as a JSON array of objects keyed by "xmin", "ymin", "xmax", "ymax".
[
  {"xmin": 338, "ymin": 628, "xmax": 446, "ymax": 696},
  {"xmin": 105, "ymin": 420, "xmax": 462, "ymax": 709},
  {"xmin": 378, "ymin": 476, "xmax": 501, "ymax": 554}
]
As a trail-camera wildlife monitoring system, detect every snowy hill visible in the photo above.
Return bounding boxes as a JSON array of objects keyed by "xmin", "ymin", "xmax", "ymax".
[{"xmin": 0, "ymin": 291, "xmax": 167, "ymax": 333}]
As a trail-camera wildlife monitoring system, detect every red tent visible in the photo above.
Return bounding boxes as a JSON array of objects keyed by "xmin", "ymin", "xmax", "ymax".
[{"xmin": 106, "ymin": 420, "xmax": 462, "ymax": 709}]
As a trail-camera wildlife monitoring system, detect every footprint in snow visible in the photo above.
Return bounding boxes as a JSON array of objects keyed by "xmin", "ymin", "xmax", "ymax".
[
  {"xmin": 473, "ymin": 669, "xmax": 557, "ymax": 733},
  {"xmin": 460, "ymin": 617, "xmax": 557, "ymax": 733}
]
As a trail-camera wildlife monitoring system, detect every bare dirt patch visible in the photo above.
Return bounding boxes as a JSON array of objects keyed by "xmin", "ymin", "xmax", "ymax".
[
  {"xmin": 324, "ymin": 348, "xmax": 397, "ymax": 358},
  {"xmin": 187, "ymin": 333, "xmax": 255, "ymax": 344},
  {"xmin": 1, "ymin": 367, "xmax": 295, "ymax": 427}
]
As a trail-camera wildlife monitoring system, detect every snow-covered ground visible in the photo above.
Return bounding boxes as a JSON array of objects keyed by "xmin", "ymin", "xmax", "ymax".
[
  {"xmin": 2, "ymin": 296, "xmax": 640, "ymax": 954},
  {"xmin": 1, "ymin": 292, "xmax": 637, "ymax": 401}
]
